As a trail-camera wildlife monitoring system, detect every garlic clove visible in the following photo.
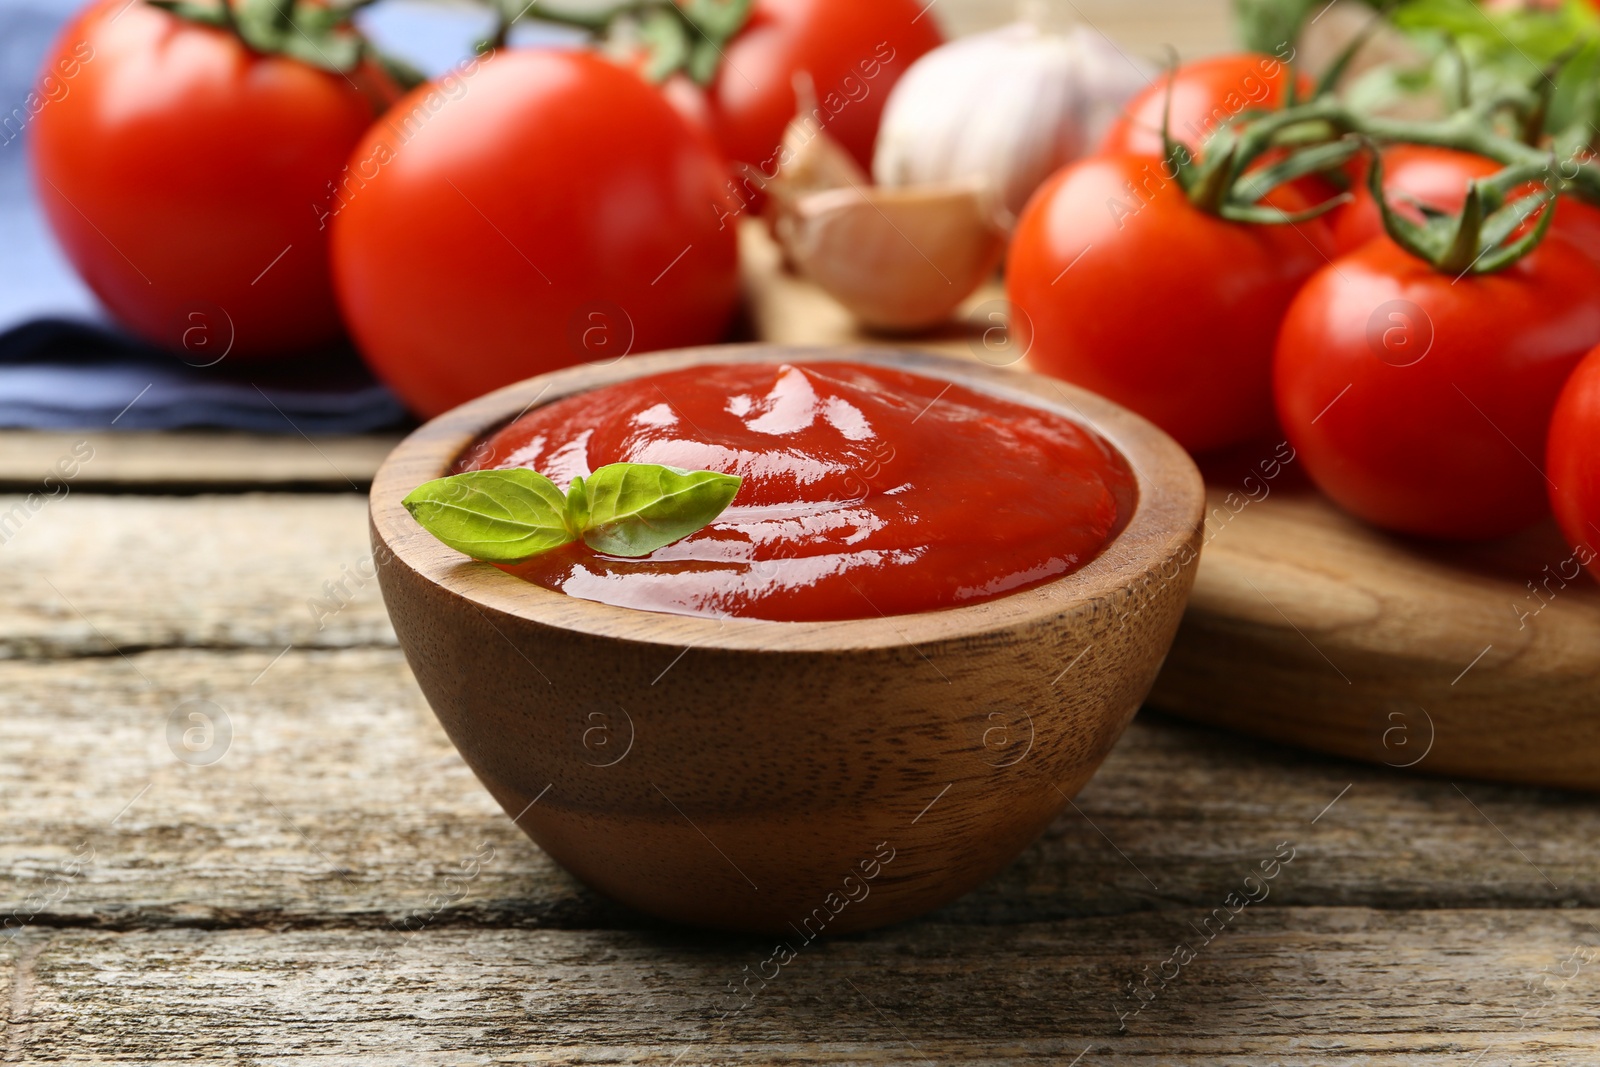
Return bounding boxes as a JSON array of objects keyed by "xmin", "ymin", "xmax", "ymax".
[
  {"xmin": 772, "ymin": 111, "xmax": 870, "ymax": 197},
  {"xmin": 750, "ymin": 74, "xmax": 871, "ymax": 212},
  {"xmin": 781, "ymin": 182, "xmax": 1007, "ymax": 333},
  {"xmin": 753, "ymin": 106, "xmax": 872, "ymax": 270}
]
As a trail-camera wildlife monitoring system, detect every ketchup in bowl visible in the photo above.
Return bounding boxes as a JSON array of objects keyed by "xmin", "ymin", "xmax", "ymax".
[{"xmin": 460, "ymin": 362, "xmax": 1135, "ymax": 622}]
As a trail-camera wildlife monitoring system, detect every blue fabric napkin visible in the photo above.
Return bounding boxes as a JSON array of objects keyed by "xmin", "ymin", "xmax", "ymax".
[{"xmin": 0, "ymin": 0, "xmax": 568, "ymax": 432}]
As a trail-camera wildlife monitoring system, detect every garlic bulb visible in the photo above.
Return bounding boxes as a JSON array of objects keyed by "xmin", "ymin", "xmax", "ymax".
[{"xmin": 873, "ymin": 20, "xmax": 1149, "ymax": 225}]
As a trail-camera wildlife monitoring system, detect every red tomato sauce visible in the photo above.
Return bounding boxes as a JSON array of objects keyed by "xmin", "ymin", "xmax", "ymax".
[{"xmin": 460, "ymin": 362, "xmax": 1136, "ymax": 622}]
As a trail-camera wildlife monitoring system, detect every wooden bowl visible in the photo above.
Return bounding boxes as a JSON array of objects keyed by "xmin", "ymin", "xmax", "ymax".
[{"xmin": 370, "ymin": 345, "xmax": 1205, "ymax": 934}]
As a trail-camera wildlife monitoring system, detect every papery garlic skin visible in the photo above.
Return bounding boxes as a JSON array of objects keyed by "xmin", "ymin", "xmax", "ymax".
[
  {"xmin": 873, "ymin": 21, "xmax": 1149, "ymax": 225},
  {"xmin": 782, "ymin": 182, "xmax": 1007, "ymax": 333}
]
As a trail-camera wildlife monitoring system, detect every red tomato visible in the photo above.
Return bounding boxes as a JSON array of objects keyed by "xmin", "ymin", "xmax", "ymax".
[
  {"xmin": 1331, "ymin": 145, "xmax": 1600, "ymax": 265},
  {"xmin": 1276, "ymin": 236, "xmax": 1600, "ymax": 540},
  {"xmin": 1548, "ymin": 346, "xmax": 1600, "ymax": 580},
  {"xmin": 1547, "ymin": 195, "xmax": 1600, "ymax": 268},
  {"xmin": 330, "ymin": 49, "xmax": 740, "ymax": 420},
  {"xmin": 1007, "ymin": 153, "xmax": 1335, "ymax": 454},
  {"xmin": 1099, "ymin": 52, "xmax": 1305, "ymax": 157},
  {"xmin": 704, "ymin": 0, "xmax": 942, "ymax": 176},
  {"xmin": 1330, "ymin": 147, "xmax": 1499, "ymax": 253},
  {"xmin": 31, "ymin": 0, "xmax": 397, "ymax": 360}
]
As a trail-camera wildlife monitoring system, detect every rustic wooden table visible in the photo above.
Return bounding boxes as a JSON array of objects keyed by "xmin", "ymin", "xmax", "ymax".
[
  {"xmin": 5, "ymin": 437, "xmax": 1600, "ymax": 1065},
  {"xmin": 5, "ymin": 3, "xmax": 1600, "ymax": 1063}
]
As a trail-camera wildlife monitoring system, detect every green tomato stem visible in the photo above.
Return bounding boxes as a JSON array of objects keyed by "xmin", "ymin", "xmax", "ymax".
[{"xmin": 1199, "ymin": 90, "xmax": 1600, "ymax": 274}]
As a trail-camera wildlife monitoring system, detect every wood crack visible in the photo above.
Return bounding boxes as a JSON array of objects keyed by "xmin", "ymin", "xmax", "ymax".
[{"xmin": 2, "ymin": 936, "xmax": 48, "ymax": 1064}]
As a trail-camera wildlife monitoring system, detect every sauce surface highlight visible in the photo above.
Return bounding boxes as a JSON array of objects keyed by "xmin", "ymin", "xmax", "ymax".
[{"xmin": 462, "ymin": 362, "xmax": 1135, "ymax": 621}]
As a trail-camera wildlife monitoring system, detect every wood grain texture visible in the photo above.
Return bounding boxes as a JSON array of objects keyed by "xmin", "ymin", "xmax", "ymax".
[
  {"xmin": 0, "ymin": 431, "xmax": 403, "ymax": 491},
  {"xmin": 5, "ymin": 648, "xmax": 1599, "ymax": 933},
  {"xmin": 0, "ymin": 494, "xmax": 395, "ymax": 659},
  {"xmin": 4, "ymin": 485, "xmax": 1600, "ymax": 1062},
  {"xmin": 5, "ymin": 909, "xmax": 1600, "ymax": 1064},
  {"xmin": 370, "ymin": 345, "xmax": 1205, "ymax": 933},
  {"xmin": 1151, "ymin": 485, "xmax": 1600, "ymax": 791}
]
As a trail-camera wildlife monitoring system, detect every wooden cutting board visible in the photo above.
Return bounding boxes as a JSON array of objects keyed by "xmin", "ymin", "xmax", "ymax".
[{"xmin": 740, "ymin": 220, "xmax": 1600, "ymax": 792}]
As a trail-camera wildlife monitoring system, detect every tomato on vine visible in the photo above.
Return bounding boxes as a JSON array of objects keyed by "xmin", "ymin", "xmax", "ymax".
[
  {"xmin": 1332, "ymin": 145, "xmax": 1600, "ymax": 265},
  {"xmin": 1098, "ymin": 52, "xmax": 1305, "ymax": 158},
  {"xmin": 31, "ymin": 0, "xmax": 406, "ymax": 360},
  {"xmin": 1007, "ymin": 153, "xmax": 1335, "ymax": 454},
  {"xmin": 1275, "ymin": 234, "xmax": 1600, "ymax": 540}
]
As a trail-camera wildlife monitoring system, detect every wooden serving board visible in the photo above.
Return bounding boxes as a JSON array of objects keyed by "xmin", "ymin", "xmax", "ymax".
[{"xmin": 741, "ymin": 220, "xmax": 1600, "ymax": 792}]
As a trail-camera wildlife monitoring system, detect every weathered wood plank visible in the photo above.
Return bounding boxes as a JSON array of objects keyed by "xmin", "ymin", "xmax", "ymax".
[
  {"xmin": 0, "ymin": 431, "xmax": 402, "ymax": 492},
  {"xmin": 0, "ymin": 494, "xmax": 394, "ymax": 658},
  {"xmin": 4, "ymin": 649, "xmax": 1598, "ymax": 934},
  {"xmin": 4, "ymin": 909, "xmax": 1598, "ymax": 1063}
]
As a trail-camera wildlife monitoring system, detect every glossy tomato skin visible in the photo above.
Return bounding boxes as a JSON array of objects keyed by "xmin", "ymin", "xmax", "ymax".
[
  {"xmin": 1548, "ymin": 346, "xmax": 1600, "ymax": 579},
  {"xmin": 330, "ymin": 50, "xmax": 741, "ymax": 420},
  {"xmin": 1276, "ymin": 236, "xmax": 1600, "ymax": 540},
  {"xmin": 1330, "ymin": 147, "xmax": 1499, "ymax": 254},
  {"xmin": 1007, "ymin": 153, "xmax": 1335, "ymax": 454},
  {"xmin": 706, "ymin": 0, "xmax": 942, "ymax": 174},
  {"xmin": 30, "ymin": 0, "xmax": 394, "ymax": 359},
  {"xmin": 1099, "ymin": 52, "xmax": 1304, "ymax": 157},
  {"xmin": 1550, "ymin": 196, "xmax": 1600, "ymax": 269},
  {"xmin": 1331, "ymin": 146, "xmax": 1600, "ymax": 266}
]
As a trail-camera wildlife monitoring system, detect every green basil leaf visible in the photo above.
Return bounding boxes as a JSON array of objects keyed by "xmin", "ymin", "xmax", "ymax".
[
  {"xmin": 402, "ymin": 469, "xmax": 576, "ymax": 563},
  {"xmin": 580, "ymin": 463, "xmax": 742, "ymax": 558}
]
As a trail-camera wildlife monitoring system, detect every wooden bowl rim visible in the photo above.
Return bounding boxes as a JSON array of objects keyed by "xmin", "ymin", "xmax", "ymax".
[{"xmin": 369, "ymin": 344, "xmax": 1205, "ymax": 653}]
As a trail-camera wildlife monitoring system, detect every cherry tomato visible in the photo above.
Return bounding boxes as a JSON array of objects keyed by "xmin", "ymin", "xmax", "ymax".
[
  {"xmin": 31, "ymin": 0, "xmax": 398, "ymax": 360},
  {"xmin": 330, "ymin": 49, "xmax": 740, "ymax": 419},
  {"xmin": 1276, "ymin": 236, "xmax": 1600, "ymax": 540},
  {"xmin": 1548, "ymin": 346, "xmax": 1600, "ymax": 580},
  {"xmin": 704, "ymin": 0, "xmax": 942, "ymax": 176},
  {"xmin": 1007, "ymin": 153, "xmax": 1335, "ymax": 454},
  {"xmin": 1331, "ymin": 145, "xmax": 1600, "ymax": 266},
  {"xmin": 1099, "ymin": 52, "xmax": 1305, "ymax": 157}
]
